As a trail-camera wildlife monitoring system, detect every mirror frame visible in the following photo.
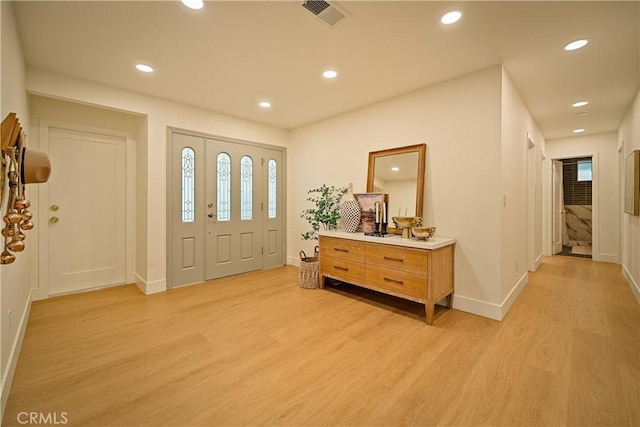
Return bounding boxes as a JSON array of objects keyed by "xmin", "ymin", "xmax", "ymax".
[{"xmin": 366, "ymin": 143, "xmax": 426, "ymax": 234}]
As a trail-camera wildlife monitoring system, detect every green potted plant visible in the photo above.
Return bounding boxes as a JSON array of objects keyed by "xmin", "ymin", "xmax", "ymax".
[{"xmin": 301, "ymin": 184, "xmax": 347, "ymax": 240}]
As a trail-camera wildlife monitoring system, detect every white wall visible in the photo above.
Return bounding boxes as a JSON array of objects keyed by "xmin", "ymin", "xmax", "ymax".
[
  {"xmin": 545, "ymin": 132, "xmax": 621, "ymax": 263},
  {"xmin": 500, "ymin": 69, "xmax": 546, "ymax": 315},
  {"xmin": 26, "ymin": 67, "xmax": 289, "ymax": 292},
  {"xmin": 618, "ymin": 90, "xmax": 640, "ymax": 302},
  {"xmin": 289, "ymin": 66, "xmax": 505, "ymax": 317},
  {"xmin": 0, "ymin": 0, "xmax": 32, "ymax": 416}
]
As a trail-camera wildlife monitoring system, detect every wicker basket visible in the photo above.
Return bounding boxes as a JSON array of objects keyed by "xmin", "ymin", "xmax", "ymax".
[{"xmin": 299, "ymin": 246, "xmax": 319, "ymax": 289}]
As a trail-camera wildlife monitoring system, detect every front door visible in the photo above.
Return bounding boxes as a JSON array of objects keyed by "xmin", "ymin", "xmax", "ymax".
[
  {"xmin": 170, "ymin": 131, "xmax": 285, "ymax": 286},
  {"xmin": 205, "ymin": 139, "xmax": 263, "ymax": 279},
  {"xmin": 47, "ymin": 127, "xmax": 126, "ymax": 295}
]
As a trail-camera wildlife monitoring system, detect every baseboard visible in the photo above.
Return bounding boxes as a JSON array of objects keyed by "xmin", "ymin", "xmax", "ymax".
[
  {"xmin": 534, "ymin": 254, "xmax": 542, "ymax": 270},
  {"xmin": 500, "ymin": 271, "xmax": 529, "ymax": 319},
  {"xmin": 622, "ymin": 264, "xmax": 640, "ymax": 305},
  {"xmin": 135, "ymin": 274, "xmax": 166, "ymax": 295},
  {"xmin": 453, "ymin": 271, "xmax": 528, "ymax": 321},
  {"xmin": 287, "ymin": 256, "xmax": 301, "ymax": 268},
  {"xmin": 453, "ymin": 294, "xmax": 502, "ymax": 321},
  {"xmin": 1, "ymin": 289, "xmax": 32, "ymax": 420},
  {"xmin": 595, "ymin": 253, "xmax": 619, "ymax": 264}
]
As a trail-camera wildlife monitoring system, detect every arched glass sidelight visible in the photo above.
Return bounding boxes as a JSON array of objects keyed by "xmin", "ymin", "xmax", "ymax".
[
  {"xmin": 268, "ymin": 159, "xmax": 277, "ymax": 219},
  {"xmin": 181, "ymin": 147, "xmax": 195, "ymax": 223},
  {"xmin": 240, "ymin": 156, "xmax": 253, "ymax": 220},
  {"xmin": 217, "ymin": 152, "xmax": 231, "ymax": 221}
]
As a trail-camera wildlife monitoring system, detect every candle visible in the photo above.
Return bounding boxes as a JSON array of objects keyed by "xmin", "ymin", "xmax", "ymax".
[
  {"xmin": 375, "ymin": 202, "xmax": 379, "ymax": 223},
  {"xmin": 382, "ymin": 202, "xmax": 386, "ymax": 223}
]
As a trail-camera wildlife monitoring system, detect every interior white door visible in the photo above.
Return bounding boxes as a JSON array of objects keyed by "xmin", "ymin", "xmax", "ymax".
[
  {"xmin": 47, "ymin": 127, "xmax": 126, "ymax": 295},
  {"xmin": 205, "ymin": 139, "xmax": 263, "ymax": 279},
  {"xmin": 552, "ymin": 160, "xmax": 564, "ymax": 255}
]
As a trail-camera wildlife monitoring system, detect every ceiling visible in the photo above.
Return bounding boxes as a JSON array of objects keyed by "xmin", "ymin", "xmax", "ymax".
[{"xmin": 12, "ymin": 1, "xmax": 639, "ymax": 139}]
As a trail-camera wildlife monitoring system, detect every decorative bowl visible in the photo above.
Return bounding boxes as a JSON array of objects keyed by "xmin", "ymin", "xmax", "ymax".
[
  {"xmin": 392, "ymin": 216, "xmax": 422, "ymax": 238},
  {"xmin": 412, "ymin": 226, "xmax": 436, "ymax": 240},
  {"xmin": 391, "ymin": 216, "xmax": 422, "ymax": 229}
]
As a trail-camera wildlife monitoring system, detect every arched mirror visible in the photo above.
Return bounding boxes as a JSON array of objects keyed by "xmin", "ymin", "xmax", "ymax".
[{"xmin": 366, "ymin": 143, "xmax": 426, "ymax": 234}]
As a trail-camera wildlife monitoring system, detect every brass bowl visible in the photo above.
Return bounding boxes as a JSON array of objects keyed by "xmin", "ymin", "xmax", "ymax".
[
  {"xmin": 411, "ymin": 226, "xmax": 436, "ymax": 240},
  {"xmin": 391, "ymin": 216, "xmax": 421, "ymax": 228}
]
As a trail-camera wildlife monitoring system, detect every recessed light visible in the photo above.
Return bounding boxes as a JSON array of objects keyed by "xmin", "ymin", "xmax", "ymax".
[
  {"xmin": 573, "ymin": 128, "xmax": 585, "ymax": 134},
  {"xmin": 259, "ymin": 101, "xmax": 271, "ymax": 108},
  {"xmin": 323, "ymin": 70, "xmax": 338, "ymax": 79},
  {"xmin": 572, "ymin": 101, "xmax": 589, "ymax": 108},
  {"xmin": 391, "ymin": 167, "xmax": 400, "ymax": 172},
  {"xmin": 181, "ymin": 0, "xmax": 204, "ymax": 10},
  {"xmin": 135, "ymin": 64, "xmax": 154, "ymax": 73},
  {"xmin": 441, "ymin": 10, "xmax": 462, "ymax": 25},
  {"xmin": 564, "ymin": 39, "xmax": 588, "ymax": 51}
]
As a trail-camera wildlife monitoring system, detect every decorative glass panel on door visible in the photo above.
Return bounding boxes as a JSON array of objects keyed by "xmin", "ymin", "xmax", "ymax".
[
  {"xmin": 240, "ymin": 156, "xmax": 253, "ymax": 220},
  {"xmin": 268, "ymin": 159, "xmax": 277, "ymax": 218},
  {"xmin": 181, "ymin": 147, "xmax": 195, "ymax": 223},
  {"xmin": 217, "ymin": 152, "xmax": 231, "ymax": 221}
]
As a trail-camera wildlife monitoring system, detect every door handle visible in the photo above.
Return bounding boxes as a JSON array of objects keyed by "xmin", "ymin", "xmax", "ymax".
[
  {"xmin": 208, "ymin": 212, "xmax": 217, "ymax": 219},
  {"xmin": 49, "ymin": 216, "xmax": 59, "ymax": 224}
]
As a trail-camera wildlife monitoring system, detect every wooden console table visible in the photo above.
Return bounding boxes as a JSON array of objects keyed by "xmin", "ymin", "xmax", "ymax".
[{"xmin": 318, "ymin": 231, "xmax": 455, "ymax": 325}]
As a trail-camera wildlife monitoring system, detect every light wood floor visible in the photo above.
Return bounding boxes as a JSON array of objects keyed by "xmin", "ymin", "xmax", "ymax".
[{"xmin": 3, "ymin": 256, "xmax": 639, "ymax": 426}]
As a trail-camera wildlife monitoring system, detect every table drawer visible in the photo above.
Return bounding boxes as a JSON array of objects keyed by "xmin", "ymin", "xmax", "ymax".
[
  {"xmin": 366, "ymin": 243, "xmax": 428, "ymax": 275},
  {"xmin": 320, "ymin": 236, "xmax": 365, "ymax": 262},
  {"xmin": 321, "ymin": 256, "xmax": 365, "ymax": 285},
  {"xmin": 366, "ymin": 265, "xmax": 427, "ymax": 300}
]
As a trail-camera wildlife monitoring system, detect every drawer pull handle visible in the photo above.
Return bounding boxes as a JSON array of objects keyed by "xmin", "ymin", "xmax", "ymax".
[
  {"xmin": 383, "ymin": 256, "xmax": 404, "ymax": 262},
  {"xmin": 334, "ymin": 266, "xmax": 349, "ymax": 272},
  {"xmin": 384, "ymin": 277, "xmax": 404, "ymax": 285},
  {"xmin": 334, "ymin": 247, "xmax": 349, "ymax": 253}
]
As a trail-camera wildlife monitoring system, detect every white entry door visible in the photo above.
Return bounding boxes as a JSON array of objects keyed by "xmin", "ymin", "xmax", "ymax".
[
  {"xmin": 205, "ymin": 139, "xmax": 263, "ymax": 279},
  {"xmin": 47, "ymin": 127, "xmax": 126, "ymax": 295},
  {"xmin": 552, "ymin": 160, "xmax": 564, "ymax": 255}
]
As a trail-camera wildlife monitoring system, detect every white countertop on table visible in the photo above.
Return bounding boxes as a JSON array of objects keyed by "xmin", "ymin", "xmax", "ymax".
[{"xmin": 319, "ymin": 230, "xmax": 456, "ymax": 250}]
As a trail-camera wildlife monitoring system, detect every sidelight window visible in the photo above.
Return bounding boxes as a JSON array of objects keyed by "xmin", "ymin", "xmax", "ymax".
[
  {"xmin": 181, "ymin": 147, "xmax": 195, "ymax": 223},
  {"xmin": 217, "ymin": 152, "xmax": 231, "ymax": 221},
  {"xmin": 268, "ymin": 159, "xmax": 277, "ymax": 218},
  {"xmin": 240, "ymin": 156, "xmax": 253, "ymax": 220}
]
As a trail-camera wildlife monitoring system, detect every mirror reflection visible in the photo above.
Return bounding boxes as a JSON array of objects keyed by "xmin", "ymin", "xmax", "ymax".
[
  {"xmin": 367, "ymin": 143, "xmax": 426, "ymax": 234},
  {"xmin": 371, "ymin": 152, "xmax": 419, "ymax": 217}
]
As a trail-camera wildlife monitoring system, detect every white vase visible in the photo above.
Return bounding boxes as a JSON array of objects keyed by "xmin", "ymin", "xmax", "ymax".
[{"xmin": 340, "ymin": 183, "xmax": 361, "ymax": 233}]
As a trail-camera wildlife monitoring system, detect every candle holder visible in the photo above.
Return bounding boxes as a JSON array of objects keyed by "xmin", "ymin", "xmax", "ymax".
[{"xmin": 381, "ymin": 222, "xmax": 388, "ymax": 235}]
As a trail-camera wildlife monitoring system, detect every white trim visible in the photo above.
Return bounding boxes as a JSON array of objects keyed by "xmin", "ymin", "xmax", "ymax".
[
  {"xmin": 135, "ymin": 274, "xmax": 167, "ymax": 295},
  {"xmin": 622, "ymin": 264, "xmax": 640, "ymax": 304},
  {"xmin": 287, "ymin": 256, "xmax": 301, "ymax": 268},
  {"xmin": 501, "ymin": 271, "xmax": 529, "ymax": 318},
  {"xmin": 1, "ymin": 290, "xmax": 32, "ymax": 418},
  {"xmin": 453, "ymin": 271, "xmax": 528, "ymax": 321},
  {"xmin": 453, "ymin": 294, "xmax": 502, "ymax": 321},
  {"xmin": 36, "ymin": 119, "xmax": 135, "ymax": 299},
  {"xmin": 534, "ymin": 254, "xmax": 542, "ymax": 270},
  {"xmin": 596, "ymin": 253, "xmax": 619, "ymax": 264}
]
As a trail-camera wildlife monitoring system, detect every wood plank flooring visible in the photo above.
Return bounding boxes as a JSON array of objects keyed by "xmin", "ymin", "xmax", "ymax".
[{"xmin": 3, "ymin": 256, "xmax": 639, "ymax": 426}]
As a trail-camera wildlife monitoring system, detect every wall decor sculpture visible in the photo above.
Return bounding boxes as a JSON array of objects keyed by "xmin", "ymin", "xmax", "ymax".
[{"xmin": 1, "ymin": 113, "xmax": 51, "ymax": 264}]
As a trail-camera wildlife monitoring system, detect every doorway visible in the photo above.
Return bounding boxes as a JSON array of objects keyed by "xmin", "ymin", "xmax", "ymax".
[
  {"xmin": 168, "ymin": 130, "xmax": 285, "ymax": 288},
  {"xmin": 552, "ymin": 157, "xmax": 593, "ymax": 259}
]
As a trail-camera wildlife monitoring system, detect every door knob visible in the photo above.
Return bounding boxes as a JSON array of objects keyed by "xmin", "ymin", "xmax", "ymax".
[
  {"xmin": 50, "ymin": 205, "xmax": 59, "ymax": 211},
  {"xmin": 49, "ymin": 216, "xmax": 59, "ymax": 224},
  {"xmin": 208, "ymin": 212, "xmax": 216, "ymax": 218}
]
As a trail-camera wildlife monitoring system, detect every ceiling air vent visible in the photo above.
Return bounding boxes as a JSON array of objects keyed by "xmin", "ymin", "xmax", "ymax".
[{"xmin": 300, "ymin": 0, "xmax": 349, "ymax": 27}]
